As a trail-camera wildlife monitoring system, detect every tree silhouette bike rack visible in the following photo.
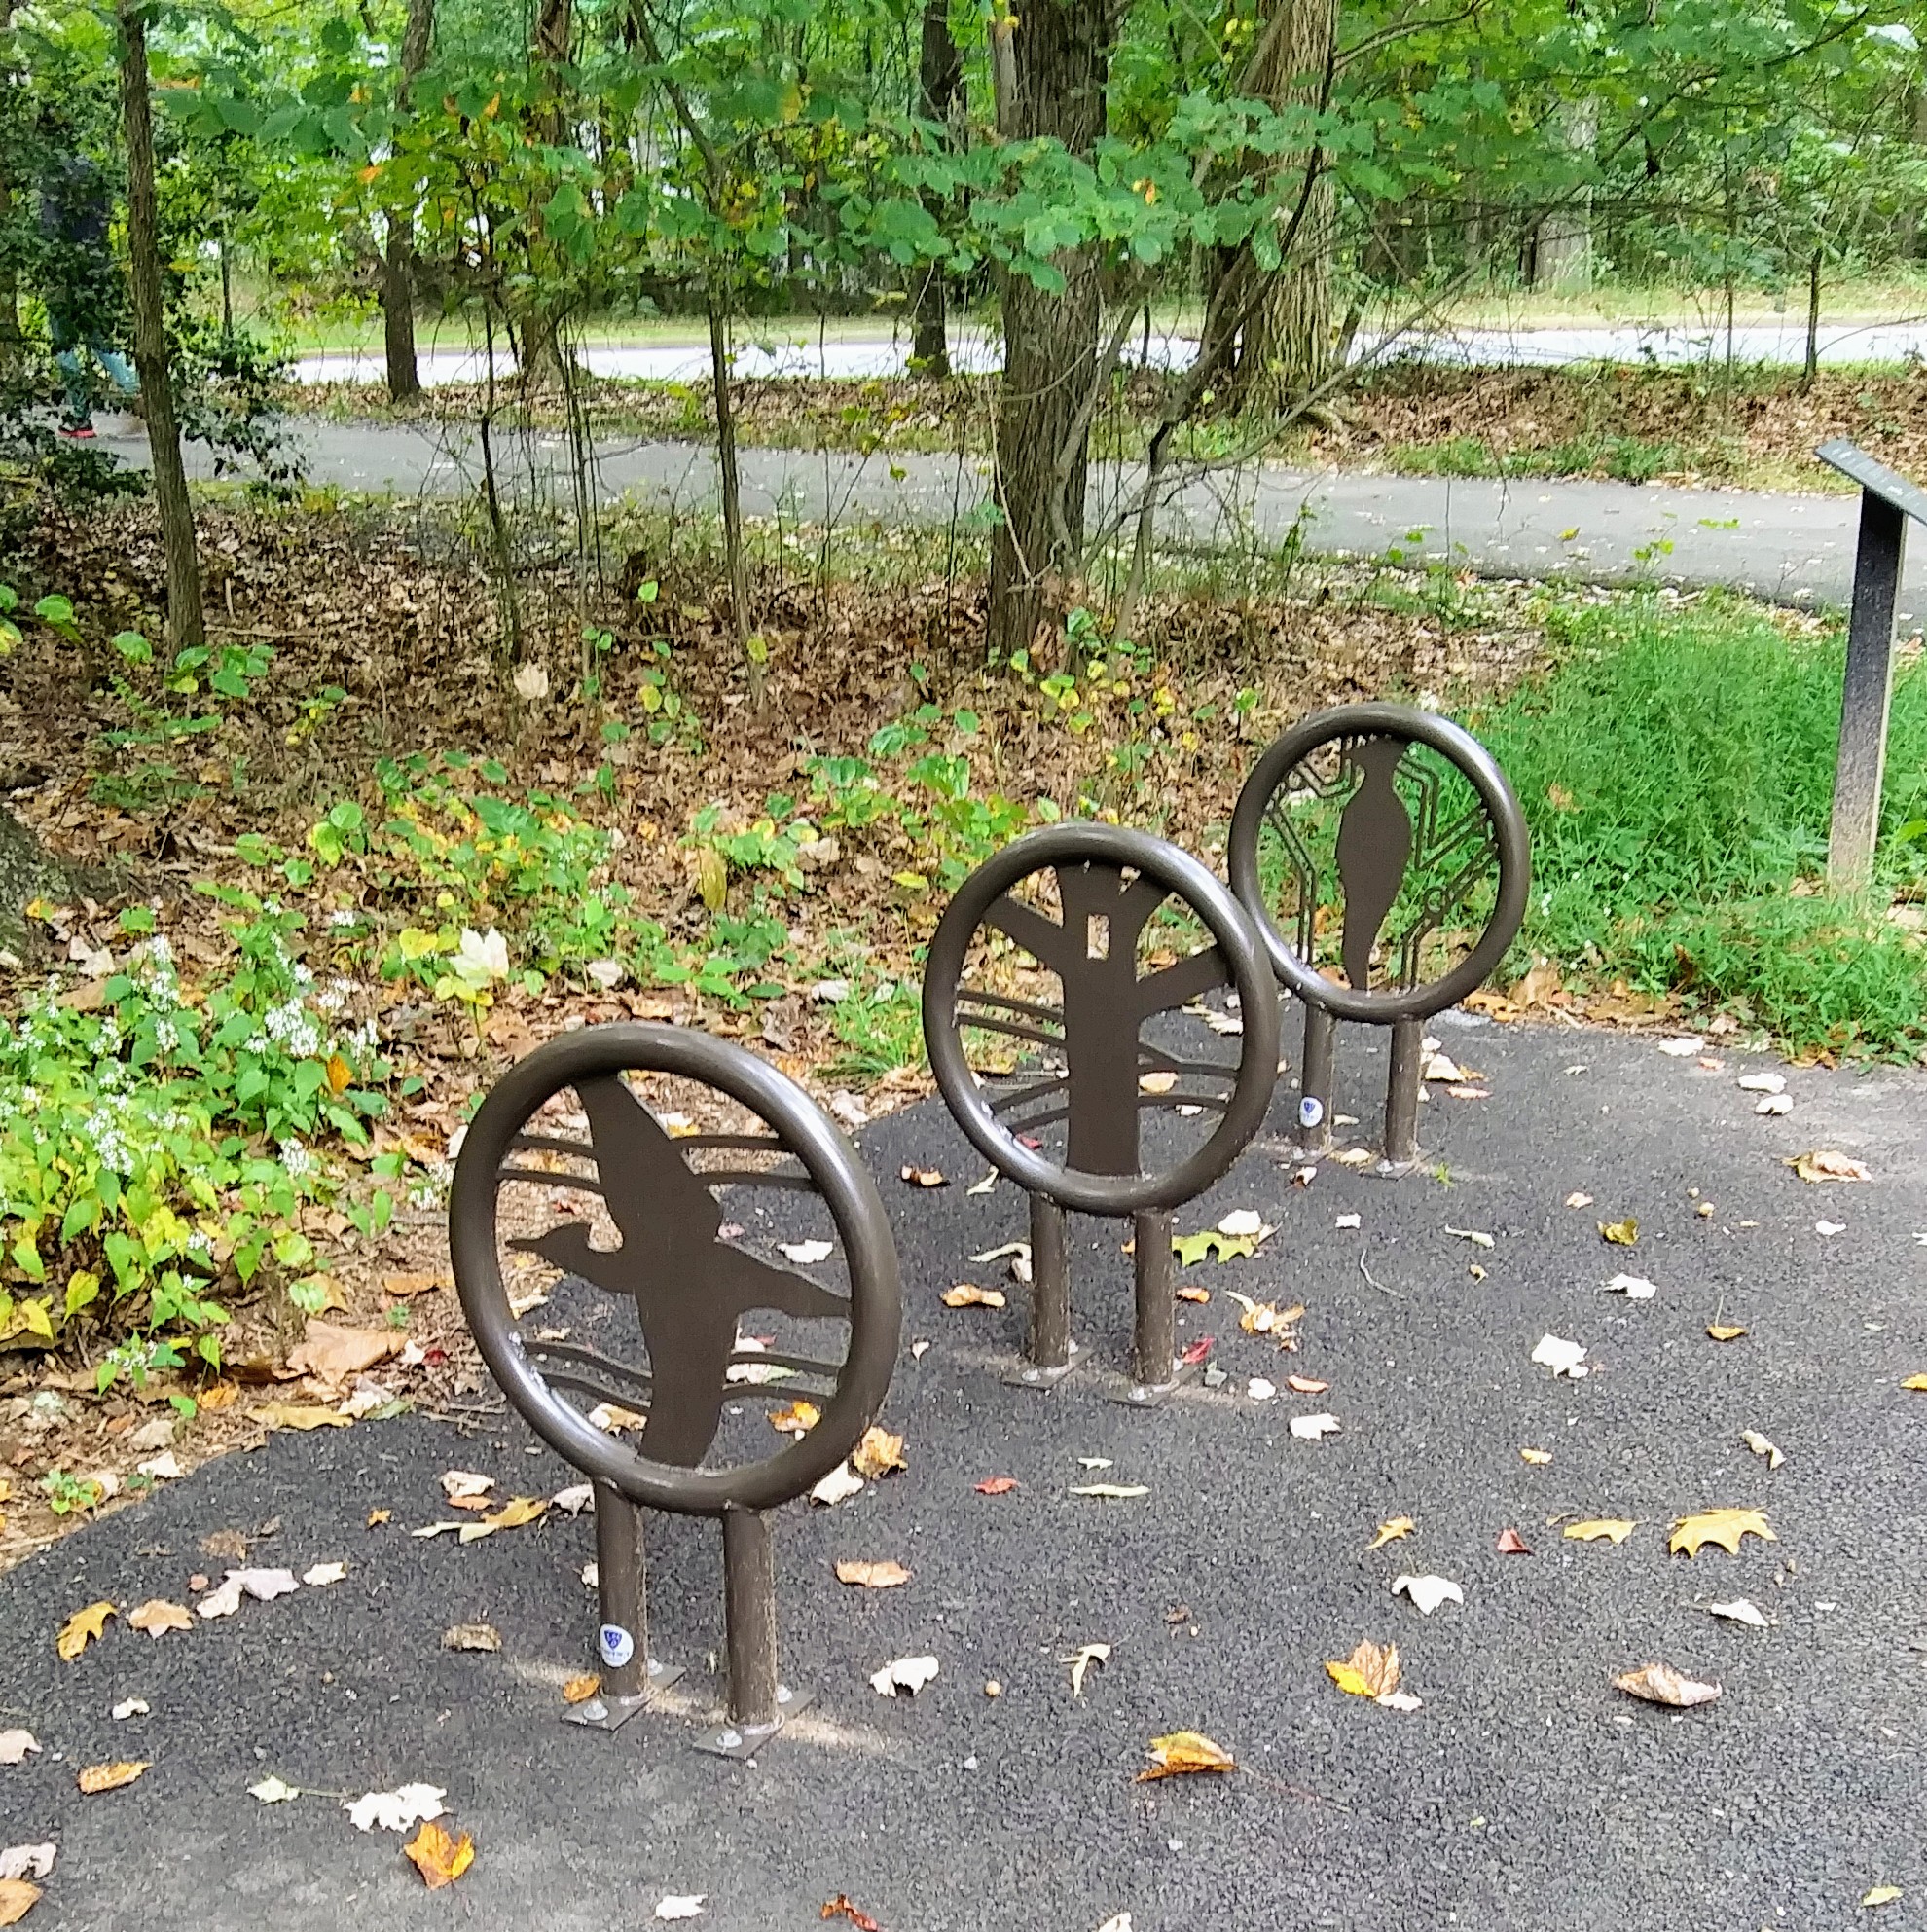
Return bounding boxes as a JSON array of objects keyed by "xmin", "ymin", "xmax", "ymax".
[
  {"xmin": 450, "ymin": 1025, "xmax": 900, "ymax": 1760},
  {"xmin": 924, "ymin": 823, "xmax": 1281, "ymax": 1404},
  {"xmin": 1228, "ymin": 704, "xmax": 1529, "ymax": 1174}
]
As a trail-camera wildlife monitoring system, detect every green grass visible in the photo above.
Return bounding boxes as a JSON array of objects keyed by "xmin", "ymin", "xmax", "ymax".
[
  {"xmin": 1383, "ymin": 431, "xmax": 1710, "ymax": 485},
  {"xmin": 1465, "ymin": 592, "xmax": 1927, "ymax": 1058}
]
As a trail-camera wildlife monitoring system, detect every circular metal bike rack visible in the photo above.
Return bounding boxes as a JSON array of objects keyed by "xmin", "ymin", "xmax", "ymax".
[
  {"xmin": 923, "ymin": 822, "xmax": 1280, "ymax": 1403},
  {"xmin": 451, "ymin": 1023, "xmax": 900, "ymax": 1758},
  {"xmin": 1227, "ymin": 703, "xmax": 1529, "ymax": 1171}
]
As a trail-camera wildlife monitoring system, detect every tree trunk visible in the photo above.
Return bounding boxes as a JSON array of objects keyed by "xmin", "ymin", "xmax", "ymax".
[
  {"xmin": 1802, "ymin": 247, "xmax": 1822, "ymax": 392},
  {"xmin": 1900, "ymin": 86, "xmax": 1926, "ymax": 262},
  {"xmin": 517, "ymin": 0, "xmax": 575, "ymax": 389},
  {"xmin": 1533, "ymin": 96, "xmax": 1597, "ymax": 291},
  {"xmin": 0, "ymin": 810, "xmax": 88, "ymax": 956},
  {"xmin": 382, "ymin": 0, "xmax": 436, "ymax": 402},
  {"xmin": 1218, "ymin": 0, "xmax": 1340, "ymax": 416},
  {"xmin": 988, "ymin": 0, "xmax": 1109, "ymax": 663},
  {"xmin": 910, "ymin": 0, "xmax": 962, "ymax": 376},
  {"xmin": 708, "ymin": 279, "xmax": 760, "ymax": 706},
  {"xmin": 117, "ymin": 0, "xmax": 203, "ymax": 650},
  {"xmin": 0, "ymin": 1, "xmax": 20, "ymax": 365}
]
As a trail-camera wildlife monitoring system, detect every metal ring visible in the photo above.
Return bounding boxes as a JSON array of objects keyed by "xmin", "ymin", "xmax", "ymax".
[
  {"xmin": 1227, "ymin": 703, "xmax": 1530, "ymax": 1025},
  {"xmin": 922, "ymin": 821, "xmax": 1281, "ymax": 1217},
  {"xmin": 449, "ymin": 1024, "xmax": 901, "ymax": 1516}
]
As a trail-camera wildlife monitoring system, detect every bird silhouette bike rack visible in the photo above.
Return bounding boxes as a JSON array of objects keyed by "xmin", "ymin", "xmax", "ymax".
[
  {"xmin": 1227, "ymin": 703, "xmax": 1529, "ymax": 1174},
  {"xmin": 450, "ymin": 1024, "xmax": 900, "ymax": 1760},
  {"xmin": 924, "ymin": 823, "xmax": 1281, "ymax": 1405}
]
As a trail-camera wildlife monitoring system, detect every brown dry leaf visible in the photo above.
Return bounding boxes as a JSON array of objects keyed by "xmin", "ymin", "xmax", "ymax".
[
  {"xmin": 1669, "ymin": 1508, "xmax": 1775, "ymax": 1557},
  {"xmin": 941, "ymin": 1284, "xmax": 1006, "ymax": 1310},
  {"xmin": 1564, "ymin": 1519, "xmax": 1637, "ymax": 1545},
  {"xmin": 197, "ymin": 1382, "xmax": 238, "ymax": 1411},
  {"xmin": 56, "ymin": 1600, "xmax": 116, "ymax": 1661},
  {"xmin": 1175, "ymin": 1283, "xmax": 1211, "ymax": 1304},
  {"xmin": 1598, "ymin": 1218, "xmax": 1639, "ymax": 1246},
  {"xmin": 1285, "ymin": 1374, "xmax": 1329, "ymax": 1394},
  {"xmin": 898, "ymin": 1165, "xmax": 947, "ymax": 1188},
  {"xmin": 852, "ymin": 1428, "xmax": 906, "ymax": 1479},
  {"xmin": 286, "ymin": 1321, "xmax": 398, "ymax": 1383},
  {"xmin": 403, "ymin": 1819, "xmax": 475, "ymax": 1890},
  {"xmin": 1137, "ymin": 1731, "xmax": 1237, "ymax": 1780},
  {"xmin": 562, "ymin": 1673, "xmax": 601, "ymax": 1705},
  {"xmin": 382, "ymin": 1272, "xmax": 451, "ymax": 1297},
  {"xmin": 768, "ymin": 1400, "xmax": 821, "ymax": 1434},
  {"xmin": 1326, "ymin": 1640, "xmax": 1400, "ymax": 1699},
  {"xmin": 127, "ymin": 1599, "xmax": 193, "ymax": 1639},
  {"xmin": 1365, "ymin": 1517, "xmax": 1415, "ymax": 1552},
  {"xmin": 1706, "ymin": 1325, "xmax": 1749, "ymax": 1342},
  {"xmin": 1787, "ymin": 1149, "xmax": 1871, "ymax": 1184},
  {"xmin": 326, "ymin": 1052, "xmax": 353, "ymax": 1095},
  {"xmin": 835, "ymin": 1559, "xmax": 911, "ymax": 1590},
  {"xmin": 1614, "ymin": 1661, "xmax": 1723, "ymax": 1708},
  {"xmin": 255, "ymin": 1403, "xmax": 352, "ymax": 1432},
  {"xmin": 441, "ymin": 1624, "xmax": 501, "ymax": 1652},
  {"xmin": 0, "ymin": 1878, "xmax": 40, "ymax": 1926},
  {"xmin": 821, "ymin": 1897, "xmax": 884, "ymax": 1931},
  {"xmin": 1495, "ymin": 1528, "xmax": 1532, "ymax": 1554},
  {"xmin": 77, "ymin": 1761, "xmax": 149, "ymax": 1795},
  {"xmin": 974, "ymin": 1476, "xmax": 1018, "ymax": 1495},
  {"xmin": 367, "ymin": 1508, "xmax": 392, "ymax": 1527}
]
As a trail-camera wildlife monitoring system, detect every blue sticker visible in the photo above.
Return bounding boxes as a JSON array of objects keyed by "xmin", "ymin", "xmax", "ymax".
[{"xmin": 599, "ymin": 1623, "xmax": 635, "ymax": 1669}]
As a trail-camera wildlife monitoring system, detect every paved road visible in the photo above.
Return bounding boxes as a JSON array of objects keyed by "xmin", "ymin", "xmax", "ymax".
[
  {"xmin": 104, "ymin": 417, "xmax": 1927, "ymax": 624},
  {"xmin": 291, "ymin": 313, "xmax": 1927, "ymax": 386},
  {"xmin": 4, "ymin": 1016, "xmax": 1924, "ymax": 1929}
]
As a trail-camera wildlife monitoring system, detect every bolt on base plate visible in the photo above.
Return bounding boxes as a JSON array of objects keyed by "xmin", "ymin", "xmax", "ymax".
[
  {"xmin": 690, "ymin": 1683, "xmax": 815, "ymax": 1761},
  {"xmin": 1000, "ymin": 1338, "xmax": 1083, "ymax": 1391},
  {"xmin": 1102, "ymin": 1353, "xmax": 1204, "ymax": 1409},
  {"xmin": 561, "ymin": 1659, "xmax": 685, "ymax": 1732}
]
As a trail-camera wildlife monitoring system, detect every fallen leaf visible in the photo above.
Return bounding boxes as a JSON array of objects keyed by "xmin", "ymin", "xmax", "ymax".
[
  {"xmin": 249, "ymin": 1775, "xmax": 301, "ymax": 1803},
  {"xmin": 1325, "ymin": 1640, "xmax": 1401, "ymax": 1700},
  {"xmin": 1787, "ymin": 1149, "xmax": 1870, "ymax": 1184},
  {"xmin": 563, "ymin": 1673, "xmax": 601, "ymax": 1704},
  {"xmin": 1756, "ymin": 1093, "xmax": 1794, "ymax": 1115},
  {"xmin": 656, "ymin": 1898, "xmax": 707, "ymax": 1922},
  {"xmin": 255, "ymin": 1403, "xmax": 351, "ymax": 1432},
  {"xmin": 1861, "ymin": 1887, "xmax": 1903, "ymax": 1909},
  {"xmin": 809, "ymin": 1462, "xmax": 866, "ymax": 1507},
  {"xmin": 1137, "ymin": 1731, "xmax": 1236, "ymax": 1780},
  {"xmin": 1061, "ymin": 1642, "xmax": 1110, "ymax": 1695},
  {"xmin": 869, "ymin": 1655, "xmax": 939, "ymax": 1696},
  {"xmin": 1180, "ymin": 1336, "xmax": 1213, "ymax": 1366},
  {"xmin": 367, "ymin": 1509, "xmax": 392, "ymax": 1527},
  {"xmin": 0, "ymin": 1733, "xmax": 40, "ymax": 1766},
  {"xmin": 198, "ymin": 1568, "xmax": 300, "ymax": 1619},
  {"xmin": 852, "ymin": 1428, "xmax": 906, "ymax": 1479},
  {"xmin": 286, "ymin": 1322, "xmax": 397, "ymax": 1382},
  {"xmin": 1392, "ymin": 1574, "xmax": 1463, "ymax": 1616},
  {"xmin": 411, "ymin": 1521, "xmax": 469, "ymax": 1541},
  {"xmin": 1175, "ymin": 1284, "xmax": 1210, "ymax": 1304},
  {"xmin": 198, "ymin": 1383, "xmax": 238, "ymax": 1411},
  {"xmin": 1903, "ymin": 1375, "xmax": 1927, "ymax": 1392},
  {"xmin": 1334, "ymin": 1213, "xmax": 1362, "ymax": 1231},
  {"xmin": 0, "ymin": 1881, "xmax": 37, "ymax": 1926},
  {"xmin": 442, "ymin": 1623, "xmax": 501, "ymax": 1652},
  {"xmin": 1286, "ymin": 1374, "xmax": 1329, "ymax": 1394},
  {"xmin": 1741, "ymin": 1431, "xmax": 1785, "ymax": 1470},
  {"xmin": 778, "ymin": 1240, "xmax": 834, "ymax": 1265},
  {"xmin": 1657, "ymin": 1036, "xmax": 1704, "ymax": 1057},
  {"xmin": 1216, "ymin": 1209, "xmax": 1266, "ymax": 1238},
  {"xmin": 835, "ymin": 1560, "xmax": 911, "ymax": 1590},
  {"xmin": 1530, "ymin": 1334, "xmax": 1588, "ymax": 1378},
  {"xmin": 1071, "ymin": 1483, "xmax": 1149, "ymax": 1499},
  {"xmin": 440, "ymin": 1470, "xmax": 495, "ymax": 1504},
  {"xmin": 77, "ymin": 1761, "xmax": 148, "ymax": 1794},
  {"xmin": 1708, "ymin": 1598, "xmax": 1770, "ymax": 1628},
  {"xmin": 1444, "ymin": 1226, "xmax": 1494, "ymax": 1249},
  {"xmin": 898, "ymin": 1166, "xmax": 947, "ymax": 1188},
  {"xmin": 1290, "ymin": 1412, "xmax": 1340, "ymax": 1440},
  {"xmin": 1706, "ymin": 1324, "xmax": 1748, "ymax": 1342},
  {"xmin": 1223, "ymin": 1291, "xmax": 1303, "ymax": 1337},
  {"xmin": 110, "ymin": 1698, "xmax": 148, "ymax": 1721},
  {"xmin": 346, "ymin": 1783, "xmax": 446, "ymax": 1833},
  {"xmin": 1495, "ymin": 1528, "xmax": 1532, "ymax": 1554},
  {"xmin": 1736, "ymin": 1072, "xmax": 1785, "ymax": 1094},
  {"xmin": 1375, "ymin": 1689, "xmax": 1424, "ymax": 1712},
  {"xmin": 974, "ymin": 1476, "xmax": 1018, "ymax": 1495},
  {"xmin": 55, "ymin": 1601, "xmax": 115, "ymax": 1660},
  {"xmin": 382, "ymin": 1271, "xmax": 451, "ymax": 1297},
  {"xmin": 821, "ymin": 1897, "xmax": 884, "ymax": 1931},
  {"xmin": 1519, "ymin": 1448, "xmax": 1553, "ymax": 1466},
  {"xmin": 1669, "ymin": 1508, "xmax": 1774, "ymax": 1557},
  {"xmin": 1564, "ymin": 1191, "xmax": 1594, "ymax": 1208},
  {"xmin": 1173, "ymin": 1230, "xmax": 1257, "ymax": 1266},
  {"xmin": 0, "ymin": 1849, "xmax": 53, "ymax": 1883},
  {"xmin": 1138, "ymin": 1070, "xmax": 1179, "ymax": 1094},
  {"xmin": 768, "ymin": 1400, "xmax": 821, "ymax": 1434},
  {"xmin": 941, "ymin": 1284, "xmax": 1005, "ymax": 1309},
  {"xmin": 1815, "ymin": 1219, "xmax": 1845, "ymax": 1237},
  {"xmin": 1247, "ymin": 1376, "xmax": 1275, "ymax": 1401},
  {"xmin": 1365, "ymin": 1517, "xmax": 1415, "ymax": 1551},
  {"xmin": 966, "ymin": 1171, "xmax": 998, "ymax": 1195},
  {"xmin": 1613, "ymin": 1661, "xmax": 1721, "ymax": 1708},
  {"xmin": 1598, "ymin": 1219, "xmax": 1639, "ymax": 1246},
  {"xmin": 136, "ymin": 1451, "xmax": 184, "ymax": 1481},
  {"xmin": 1603, "ymin": 1274, "xmax": 1656, "ymax": 1299},
  {"xmin": 550, "ymin": 1484, "xmax": 593, "ymax": 1514},
  {"xmin": 403, "ymin": 1819, "xmax": 475, "ymax": 1890},
  {"xmin": 1564, "ymin": 1519, "xmax": 1636, "ymax": 1545}
]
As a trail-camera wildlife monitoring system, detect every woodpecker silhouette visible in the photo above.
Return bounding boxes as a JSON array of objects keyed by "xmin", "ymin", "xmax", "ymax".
[
  {"xmin": 1334, "ymin": 736, "xmax": 1413, "ymax": 994},
  {"xmin": 510, "ymin": 1075, "xmax": 847, "ymax": 1468}
]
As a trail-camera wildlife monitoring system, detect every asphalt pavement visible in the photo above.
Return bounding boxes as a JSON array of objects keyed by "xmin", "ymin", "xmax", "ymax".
[{"xmin": 4, "ymin": 1014, "xmax": 1924, "ymax": 1930}]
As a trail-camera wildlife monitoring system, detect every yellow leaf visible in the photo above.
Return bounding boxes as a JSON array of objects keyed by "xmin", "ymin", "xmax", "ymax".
[
  {"xmin": 834, "ymin": 1559, "xmax": 911, "ymax": 1589},
  {"xmin": 198, "ymin": 1382, "xmax": 238, "ymax": 1411},
  {"xmin": 368, "ymin": 1509, "xmax": 392, "ymax": 1526},
  {"xmin": 768, "ymin": 1400, "xmax": 821, "ymax": 1434},
  {"xmin": 255, "ymin": 1403, "xmax": 351, "ymax": 1432},
  {"xmin": 898, "ymin": 1165, "xmax": 947, "ymax": 1187},
  {"xmin": 695, "ymin": 847, "xmax": 727, "ymax": 913},
  {"xmin": 562, "ymin": 1673, "xmax": 600, "ymax": 1705},
  {"xmin": 1137, "ymin": 1731, "xmax": 1236, "ymax": 1780},
  {"xmin": 1862, "ymin": 1886, "xmax": 1903, "ymax": 1909},
  {"xmin": 403, "ymin": 1818, "xmax": 475, "ymax": 1889},
  {"xmin": 1564, "ymin": 1519, "xmax": 1636, "ymax": 1545},
  {"xmin": 77, "ymin": 1760, "xmax": 149, "ymax": 1794},
  {"xmin": 1706, "ymin": 1324, "xmax": 1748, "ymax": 1342},
  {"xmin": 1175, "ymin": 1284, "xmax": 1210, "ymax": 1303},
  {"xmin": 0, "ymin": 1877, "xmax": 41, "ymax": 1924},
  {"xmin": 852, "ymin": 1427, "xmax": 906, "ymax": 1479},
  {"xmin": 942, "ymin": 1284, "xmax": 1005, "ymax": 1309},
  {"xmin": 1669, "ymin": 1507, "xmax": 1774, "ymax": 1557},
  {"xmin": 1900, "ymin": 1375, "xmax": 1927, "ymax": 1391},
  {"xmin": 1520, "ymin": 1448, "xmax": 1553, "ymax": 1465},
  {"xmin": 1786, "ymin": 1148, "xmax": 1870, "ymax": 1183},
  {"xmin": 478, "ymin": 1496, "xmax": 547, "ymax": 1532},
  {"xmin": 56, "ymin": 1600, "xmax": 116, "ymax": 1660},
  {"xmin": 326, "ymin": 1053, "xmax": 353, "ymax": 1095},
  {"xmin": 127, "ymin": 1599, "xmax": 193, "ymax": 1638},
  {"xmin": 1324, "ymin": 1639, "xmax": 1400, "ymax": 1699},
  {"xmin": 1597, "ymin": 1218, "xmax": 1639, "ymax": 1246},
  {"xmin": 1365, "ymin": 1517, "xmax": 1415, "ymax": 1552}
]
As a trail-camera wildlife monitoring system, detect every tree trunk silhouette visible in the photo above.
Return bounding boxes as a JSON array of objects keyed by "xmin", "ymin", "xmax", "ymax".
[
  {"xmin": 382, "ymin": 0, "xmax": 436, "ymax": 402},
  {"xmin": 910, "ymin": 0, "xmax": 962, "ymax": 376},
  {"xmin": 1533, "ymin": 96, "xmax": 1597, "ymax": 291},
  {"xmin": 118, "ymin": 0, "xmax": 204, "ymax": 649}
]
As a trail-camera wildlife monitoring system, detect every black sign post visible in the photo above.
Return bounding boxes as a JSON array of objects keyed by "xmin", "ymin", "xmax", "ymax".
[{"xmin": 451, "ymin": 1025, "xmax": 901, "ymax": 1759}]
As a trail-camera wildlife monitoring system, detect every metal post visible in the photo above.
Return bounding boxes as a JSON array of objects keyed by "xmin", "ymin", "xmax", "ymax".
[
  {"xmin": 1130, "ymin": 1209, "xmax": 1174, "ymax": 1387},
  {"xmin": 565, "ymin": 1482, "xmax": 681, "ymax": 1732},
  {"xmin": 722, "ymin": 1506, "xmax": 779, "ymax": 1729},
  {"xmin": 1382, "ymin": 1014, "xmax": 1424, "ymax": 1171},
  {"xmin": 1005, "ymin": 1190, "xmax": 1079, "ymax": 1388},
  {"xmin": 1828, "ymin": 488, "xmax": 1909, "ymax": 888},
  {"xmin": 1297, "ymin": 1002, "xmax": 1335, "ymax": 1153}
]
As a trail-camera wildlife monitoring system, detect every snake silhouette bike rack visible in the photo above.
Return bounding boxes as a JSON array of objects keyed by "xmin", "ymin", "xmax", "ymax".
[
  {"xmin": 924, "ymin": 823, "xmax": 1280, "ymax": 1405},
  {"xmin": 450, "ymin": 1024, "xmax": 900, "ymax": 1760},
  {"xmin": 1227, "ymin": 703, "xmax": 1529, "ymax": 1174}
]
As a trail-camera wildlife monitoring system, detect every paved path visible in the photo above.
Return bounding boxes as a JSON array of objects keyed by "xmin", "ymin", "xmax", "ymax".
[
  {"xmin": 290, "ymin": 314, "xmax": 1927, "ymax": 386},
  {"xmin": 104, "ymin": 417, "xmax": 1927, "ymax": 623},
  {"xmin": 4, "ymin": 1016, "xmax": 1925, "ymax": 1929}
]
